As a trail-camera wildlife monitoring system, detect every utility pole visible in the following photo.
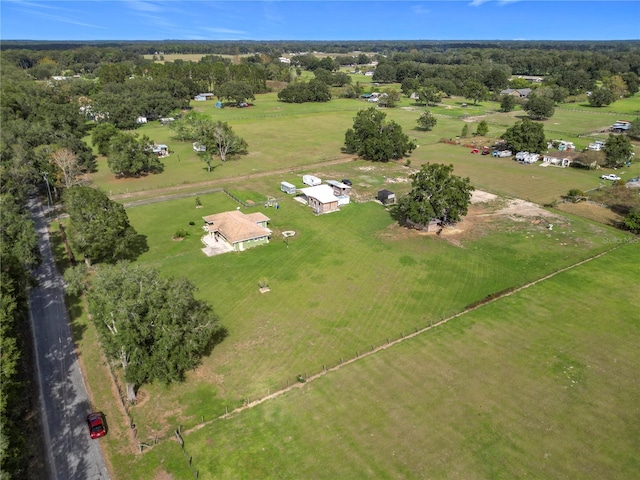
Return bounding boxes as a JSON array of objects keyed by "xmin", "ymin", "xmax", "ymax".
[{"xmin": 42, "ymin": 172, "xmax": 54, "ymax": 208}]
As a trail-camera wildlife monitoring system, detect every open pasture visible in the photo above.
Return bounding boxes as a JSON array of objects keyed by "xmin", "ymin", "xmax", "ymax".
[
  {"xmin": 121, "ymin": 183, "xmax": 630, "ymax": 443},
  {"xmin": 118, "ymin": 230, "xmax": 640, "ymax": 480},
  {"xmin": 91, "ymin": 92, "xmax": 635, "ymax": 205},
  {"xmin": 558, "ymin": 94, "xmax": 640, "ymax": 116},
  {"xmin": 408, "ymin": 143, "xmax": 604, "ymax": 205}
]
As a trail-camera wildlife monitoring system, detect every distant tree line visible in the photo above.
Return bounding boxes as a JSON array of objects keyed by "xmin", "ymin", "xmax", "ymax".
[{"xmin": 4, "ymin": 39, "xmax": 639, "ymax": 58}]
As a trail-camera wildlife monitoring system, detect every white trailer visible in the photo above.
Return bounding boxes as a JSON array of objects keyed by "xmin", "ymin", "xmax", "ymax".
[
  {"xmin": 280, "ymin": 181, "xmax": 296, "ymax": 194},
  {"xmin": 302, "ymin": 175, "xmax": 321, "ymax": 187}
]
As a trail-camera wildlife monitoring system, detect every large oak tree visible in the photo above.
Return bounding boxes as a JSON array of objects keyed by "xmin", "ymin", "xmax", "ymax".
[
  {"xmin": 107, "ymin": 131, "xmax": 164, "ymax": 177},
  {"xmin": 524, "ymin": 95, "xmax": 555, "ymax": 120},
  {"xmin": 344, "ymin": 107, "xmax": 416, "ymax": 162},
  {"xmin": 604, "ymin": 134, "xmax": 633, "ymax": 167},
  {"xmin": 393, "ymin": 163, "xmax": 474, "ymax": 227},
  {"xmin": 501, "ymin": 118, "xmax": 546, "ymax": 154},
  {"xmin": 63, "ymin": 186, "xmax": 138, "ymax": 266},
  {"xmin": 83, "ymin": 262, "xmax": 224, "ymax": 401}
]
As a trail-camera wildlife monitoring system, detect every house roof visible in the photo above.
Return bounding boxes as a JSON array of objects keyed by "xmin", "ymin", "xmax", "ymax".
[
  {"xmin": 300, "ymin": 184, "xmax": 339, "ymax": 203},
  {"xmin": 202, "ymin": 210, "xmax": 271, "ymax": 245},
  {"xmin": 378, "ymin": 189, "xmax": 395, "ymax": 196},
  {"xmin": 325, "ymin": 180, "xmax": 350, "ymax": 189},
  {"xmin": 500, "ymin": 88, "xmax": 532, "ymax": 97}
]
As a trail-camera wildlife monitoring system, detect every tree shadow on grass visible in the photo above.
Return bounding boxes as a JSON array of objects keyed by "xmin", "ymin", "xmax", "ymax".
[
  {"xmin": 121, "ymin": 234, "xmax": 149, "ymax": 262},
  {"xmin": 206, "ymin": 325, "xmax": 229, "ymax": 357},
  {"xmin": 201, "ymin": 164, "xmax": 220, "ymax": 174}
]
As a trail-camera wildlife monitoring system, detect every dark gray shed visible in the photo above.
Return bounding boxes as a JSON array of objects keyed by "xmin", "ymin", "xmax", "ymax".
[{"xmin": 377, "ymin": 189, "xmax": 396, "ymax": 205}]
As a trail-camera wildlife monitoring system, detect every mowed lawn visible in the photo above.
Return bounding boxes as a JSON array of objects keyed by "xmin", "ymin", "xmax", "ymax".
[
  {"xmin": 119, "ymin": 236, "xmax": 640, "ymax": 480},
  {"xmin": 121, "ymin": 188, "xmax": 630, "ymax": 442}
]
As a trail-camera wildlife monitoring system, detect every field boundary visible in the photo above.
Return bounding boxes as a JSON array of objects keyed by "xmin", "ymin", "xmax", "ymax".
[
  {"xmin": 111, "ymin": 155, "xmax": 356, "ymax": 203},
  {"xmin": 172, "ymin": 242, "xmax": 623, "ymax": 441}
]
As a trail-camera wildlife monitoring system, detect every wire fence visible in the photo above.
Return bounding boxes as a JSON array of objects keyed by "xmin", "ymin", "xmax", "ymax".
[{"xmin": 128, "ymin": 241, "xmax": 626, "ymax": 476}]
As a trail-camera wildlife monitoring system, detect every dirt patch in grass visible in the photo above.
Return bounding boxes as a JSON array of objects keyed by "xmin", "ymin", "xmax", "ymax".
[
  {"xmin": 494, "ymin": 198, "xmax": 561, "ymax": 219},
  {"xmin": 152, "ymin": 469, "xmax": 175, "ymax": 480},
  {"xmin": 380, "ymin": 192, "xmax": 568, "ymax": 247}
]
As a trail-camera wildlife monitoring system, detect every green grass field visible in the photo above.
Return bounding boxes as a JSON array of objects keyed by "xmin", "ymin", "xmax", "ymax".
[
  {"xmin": 114, "ymin": 237, "xmax": 640, "ymax": 479},
  {"xmin": 117, "ymin": 185, "xmax": 631, "ymax": 441},
  {"xmin": 91, "ymin": 93, "xmax": 638, "ymax": 204}
]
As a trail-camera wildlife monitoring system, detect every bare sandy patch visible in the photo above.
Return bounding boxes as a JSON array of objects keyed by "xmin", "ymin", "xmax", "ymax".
[
  {"xmin": 470, "ymin": 190, "xmax": 498, "ymax": 204},
  {"xmin": 494, "ymin": 198, "xmax": 561, "ymax": 219}
]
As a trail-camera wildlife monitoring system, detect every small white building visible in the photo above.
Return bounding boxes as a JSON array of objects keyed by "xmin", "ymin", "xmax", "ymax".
[
  {"xmin": 280, "ymin": 181, "xmax": 296, "ymax": 194},
  {"xmin": 136, "ymin": 116, "xmax": 148, "ymax": 124},
  {"xmin": 193, "ymin": 142, "xmax": 206, "ymax": 152},
  {"xmin": 302, "ymin": 175, "xmax": 322, "ymax": 187},
  {"xmin": 151, "ymin": 144, "xmax": 169, "ymax": 157},
  {"xmin": 299, "ymin": 185, "xmax": 339, "ymax": 214},
  {"xmin": 542, "ymin": 155, "xmax": 572, "ymax": 168}
]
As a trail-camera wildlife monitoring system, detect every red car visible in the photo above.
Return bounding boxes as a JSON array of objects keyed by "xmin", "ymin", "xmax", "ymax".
[
  {"xmin": 87, "ymin": 412, "xmax": 107, "ymax": 439},
  {"xmin": 471, "ymin": 148, "xmax": 479, "ymax": 154}
]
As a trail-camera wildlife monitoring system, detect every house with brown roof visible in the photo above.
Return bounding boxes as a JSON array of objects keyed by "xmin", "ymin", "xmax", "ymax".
[{"xmin": 202, "ymin": 210, "xmax": 271, "ymax": 253}]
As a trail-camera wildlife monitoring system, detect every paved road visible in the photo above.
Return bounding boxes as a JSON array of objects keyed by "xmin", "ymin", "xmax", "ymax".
[{"xmin": 28, "ymin": 198, "xmax": 110, "ymax": 480}]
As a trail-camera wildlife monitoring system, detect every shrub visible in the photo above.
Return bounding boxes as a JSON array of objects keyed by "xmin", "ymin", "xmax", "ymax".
[
  {"xmin": 623, "ymin": 210, "xmax": 640, "ymax": 234},
  {"xmin": 174, "ymin": 228, "xmax": 189, "ymax": 239},
  {"xmin": 565, "ymin": 189, "xmax": 586, "ymax": 203}
]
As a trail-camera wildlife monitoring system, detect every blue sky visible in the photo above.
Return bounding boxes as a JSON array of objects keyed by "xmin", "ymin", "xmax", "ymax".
[{"xmin": 1, "ymin": 1, "xmax": 638, "ymax": 41}]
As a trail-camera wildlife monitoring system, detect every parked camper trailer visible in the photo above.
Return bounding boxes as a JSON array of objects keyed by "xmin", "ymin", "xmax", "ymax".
[
  {"xmin": 492, "ymin": 150, "xmax": 512, "ymax": 158},
  {"xmin": 302, "ymin": 175, "xmax": 322, "ymax": 187},
  {"xmin": 515, "ymin": 151, "xmax": 539, "ymax": 164},
  {"xmin": 611, "ymin": 120, "xmax": 631, "ymax": 132},
  {"xmin": 588, "ymin": 140, "xmax": 606, "ymax": 151},
  {"xmin": 280, "ymin": 181, "xmax": 296, "ymax": 194}
]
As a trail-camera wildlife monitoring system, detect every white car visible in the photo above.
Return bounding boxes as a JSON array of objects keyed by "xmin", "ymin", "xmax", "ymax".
[{"xmin": 600, "ymin": 174, "xmax": 621, "ymax": 181}]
